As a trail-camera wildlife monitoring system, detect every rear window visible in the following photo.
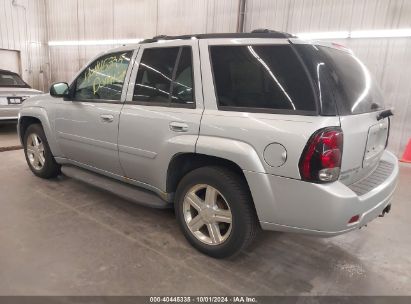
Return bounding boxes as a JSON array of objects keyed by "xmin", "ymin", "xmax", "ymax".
[
  {"xmin": 294, "ymin": 44, "xmax": 385, "ymax": 115},
  {"xmin": 0, "ymin": 72, "xmax": 29, "ymax": 88},
  {"xmin": 209, "ymin": 45, "xmax": 317, "ymax": 114}
]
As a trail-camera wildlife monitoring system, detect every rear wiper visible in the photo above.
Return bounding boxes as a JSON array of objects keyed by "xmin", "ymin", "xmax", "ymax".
[{"xmin": 377, "ymin": 109, "xmax": 394, "ymax": 121}]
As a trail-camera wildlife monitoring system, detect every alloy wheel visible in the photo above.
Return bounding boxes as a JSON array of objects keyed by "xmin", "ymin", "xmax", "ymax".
[
  {"xmin": 26, "ymin": 133, "xmax": 45, "ymax": 171},
  {"xmin": 183, "ymin": 184, "xmax": 233, "ymax": 245}
]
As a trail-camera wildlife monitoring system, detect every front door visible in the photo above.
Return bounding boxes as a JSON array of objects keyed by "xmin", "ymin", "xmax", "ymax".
[{"xmin": 55, "ymin": 50, "xmax": 135, "ymax": 176}]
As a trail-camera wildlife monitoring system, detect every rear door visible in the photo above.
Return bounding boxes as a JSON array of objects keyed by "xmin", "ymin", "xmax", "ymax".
[
  {"xmin": 118, "ymin": 40, "xmax": 203, "ymax": 191},
  {"xmin": 54, "ymin": 50, "xmax": 135, "ymax": 175}
]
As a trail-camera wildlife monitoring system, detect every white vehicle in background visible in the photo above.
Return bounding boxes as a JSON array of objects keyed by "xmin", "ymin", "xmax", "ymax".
[{"xmin": 0, "ymin": 69, "xmax": 42, "ymax": 122}]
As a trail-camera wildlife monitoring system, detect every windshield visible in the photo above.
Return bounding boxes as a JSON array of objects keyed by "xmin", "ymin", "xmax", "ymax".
[
  {"xmin": 0, "ymin": 72, "xmax": 30, "ymax": 88},
  {"xmin": 294, "ymin": 44, "xmax": 385, "ymax": 115}
]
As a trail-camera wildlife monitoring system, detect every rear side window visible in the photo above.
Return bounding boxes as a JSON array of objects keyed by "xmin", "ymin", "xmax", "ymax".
[
  {"xmin": 133, "ymin": 46, "xmax": 194, "ymax": 107},
  {"xmin": 134, "ymin": 47, "xmax": 179, "ymax": 103},
  {"xmin": 172, "ymin": 47, "xmax": 194, "ymax": 105},
  {"xmin": 209, "ymin": 45, "xmax": 317, "ymax": 114},
  {"xmin": 73, "ymin": 51, "xmax": 132, "ymax": 101}
]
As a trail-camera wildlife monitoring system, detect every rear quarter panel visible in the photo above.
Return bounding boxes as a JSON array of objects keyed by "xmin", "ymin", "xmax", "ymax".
[{"xmin": 198, "ymin": 110, "xmax": 340, "ymax": 178}]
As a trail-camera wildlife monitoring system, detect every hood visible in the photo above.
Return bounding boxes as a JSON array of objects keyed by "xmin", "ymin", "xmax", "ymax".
[{"xmin": 0, "ymin": 87, "xmax": 43, "ymax": 96}]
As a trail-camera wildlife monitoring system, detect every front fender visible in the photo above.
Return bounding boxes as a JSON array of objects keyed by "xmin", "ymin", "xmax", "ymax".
[
  {"xmin": 195, "ymin": 136, "xmax": 266, "ymax": 173},
  {"xmin": 19, "ymin": 107, "xmax": 62, "ymax": 157}
]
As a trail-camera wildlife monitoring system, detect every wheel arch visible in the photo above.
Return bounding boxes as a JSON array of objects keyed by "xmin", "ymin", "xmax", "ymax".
[
  {"xmin": 18, "ymin": 107, "xmax": 61, "ymax": 156},
  {"xmin": 166, "ymin": 153, "xmax": 249, "ymax": 194},
  {"xmin": 166, "ymin": 135, "xmax": 267, "ymax": 197},
  {"xmin": 195, "ymin": 136, "xmax": 266, "ymax": 173},
  {"xmin": 18, "ymin": 116, "xmax": 42, "ymax": 143}
]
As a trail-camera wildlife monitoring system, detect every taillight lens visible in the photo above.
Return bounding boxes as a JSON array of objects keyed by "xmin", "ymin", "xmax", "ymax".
[{"xmin": 299, "ymin": 127, "xmax": 343, "ymax": 183}]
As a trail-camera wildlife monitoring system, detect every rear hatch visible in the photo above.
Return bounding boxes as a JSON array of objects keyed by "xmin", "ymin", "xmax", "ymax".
[{"xmin": 293, "ymin": 42, "xmax": 390, "ymax": 185}]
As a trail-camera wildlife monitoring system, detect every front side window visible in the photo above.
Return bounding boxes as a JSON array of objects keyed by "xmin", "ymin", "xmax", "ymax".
[
  {"xmin": 0, "ymin": 72, "xmax": 29, "ymax": 88},
  {"xmin": 73, "ymin": 51, "xmax": 132, "ymax": 101},
  {"xmin": 210, "ymin": 45, "xmax": 317, "ymax": 113},
  {"xmin": 133, "ymin": 46, "xmax": 194, "ymax": 106}
]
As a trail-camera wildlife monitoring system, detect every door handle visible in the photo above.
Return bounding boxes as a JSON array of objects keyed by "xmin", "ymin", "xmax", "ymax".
[
  {"xmin": 169, "ymin": 122, "xmax": 189, "ymax": 132},
  {"xmin": 100, "ymin": 114, "xmax": 114, "ymax": 123}
]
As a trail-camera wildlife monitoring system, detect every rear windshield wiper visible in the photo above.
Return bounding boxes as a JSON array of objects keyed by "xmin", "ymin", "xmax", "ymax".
[{"xmin": 377, "ymin": 109, "xmax": 394, "ymax": 121}]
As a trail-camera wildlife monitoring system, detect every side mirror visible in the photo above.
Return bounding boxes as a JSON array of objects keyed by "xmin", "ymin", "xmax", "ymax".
[{"xmin": 50, "ymin": 82, "xmax": 69, "ymax": 98}]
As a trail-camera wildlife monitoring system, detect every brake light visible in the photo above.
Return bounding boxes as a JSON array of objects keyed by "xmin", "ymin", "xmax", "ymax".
[{"xmin": 299, "ymin": 127, "xmax": 343, "ymax": 183}]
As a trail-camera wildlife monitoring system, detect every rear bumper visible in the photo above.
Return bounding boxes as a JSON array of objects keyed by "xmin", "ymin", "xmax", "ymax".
[
  {"xmin": 245, "ymin": 150, "xmax": 399, "ymax": 236},
  {"xmin": 0, "ymin": 105, "xmax": 21, "ymax": 120}
]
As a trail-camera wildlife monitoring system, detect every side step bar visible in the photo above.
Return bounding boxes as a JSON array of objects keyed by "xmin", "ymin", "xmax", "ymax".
[{"xmin": 61, "ymin": 166, "xmax": 171, "ymax": 209}]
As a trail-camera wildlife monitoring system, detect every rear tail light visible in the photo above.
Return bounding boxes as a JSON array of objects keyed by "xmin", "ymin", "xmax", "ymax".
[{"xmin": 299, "ymin": 127, "xmax": 343, "ymax": 183}]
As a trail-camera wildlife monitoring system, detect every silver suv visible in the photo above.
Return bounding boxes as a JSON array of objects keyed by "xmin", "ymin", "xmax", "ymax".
[{"xmin": 18, "ymin": 31, "xmax": 399, "ymax": 258}]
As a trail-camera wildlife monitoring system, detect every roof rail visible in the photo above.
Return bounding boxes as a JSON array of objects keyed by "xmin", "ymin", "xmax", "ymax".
[
  {"xmin": 140, "ymin": 34, "xmax": 196, "ymax": 44},
  {"xmin": 140, "ymin": 30, "xmax": 294, "ymax": 44},
  {"xmin": 251, "ymin": 29, "xmax": 272, "ymax": 33},
  {"xmin": 251, "ymin": 28, "xmax": 294, "ymax": 37},
  {"xmin": 152, "ymin": 35, "xmax": 169, "ymax": 40}
]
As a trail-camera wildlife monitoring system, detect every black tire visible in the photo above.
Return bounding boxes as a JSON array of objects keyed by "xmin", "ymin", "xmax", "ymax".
[
  {"xmin": 23, "ymin": 124, "xmax": 60, "ymax": 178},
  {"xmin": 175, "ymin": 166, "xmax": 259, "ymax": 258}
]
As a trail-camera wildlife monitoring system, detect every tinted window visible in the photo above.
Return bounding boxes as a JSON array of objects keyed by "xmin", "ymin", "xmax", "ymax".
[
  {"xmin": 74, "ymin": 51, "xmax": 132, "ymax": 101},
  {"xmin": 319, "ymin": 46, "xmax": 384, "ymax": 115},
  {"xmin": 133, "ymin": 47, "xmax": 178, "ymax": 103},
  {"xmin": 210, "ymin": 45, "xmax": 316, "ymax": 113},
  {"xmin": 133, "ymin": 46, "xmax": 194, "ymax": 106},
  {"xmin": 171, "ymin": 47, "xmax": 194, "ymax": 105},
  {"xmin": 295, "ymin": 44, "xmax": 384, "ymax": 115},
  {"xmin": 0, "ymin": 72, "xmax": 29, "ymax": 88}
]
